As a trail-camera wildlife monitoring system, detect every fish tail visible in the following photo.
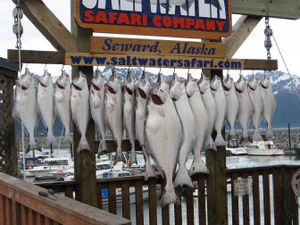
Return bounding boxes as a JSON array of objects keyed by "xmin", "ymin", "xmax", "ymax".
[
  {"xmin": 267, "ymin": 128, "xmax": 274, "ymax": 139},
  {"xmin": 78, "ymin": 136, "xmax": 91, "ymax": 152},
  {"xmin": 215, "ymin": 133, "xmax": 226, "ymax": 147},
  {"xmin": 144, "ymin": 162, "xmax": 156, "ymax": 181},
  {"xmin": 114, "ymin": 151, "xmax": 125, "ymax": 163},
  {"xmin": 174, "ymin": 165, "xmax": 194, "ymax": 188},
  {"xmin": 253, "ymin": 129, "xmax": 263, "ymax": 141},
  {"xmin": 46, "ymin": 133, "xmax": 57, "ymax": 146},
  {"xmin": 229, "ymin": 128, "xmax": 237, "ymax": 138},
  {"xmin": 64, "ymin": 135, "xmax": 73, "ymax": 144},
  {"xmin": 189, "ymin": 158, "xmax": 209, "ymax": 176},
  {"xmin": 161, "ymin": 182, "xmax": 177, "ymax": 207},
  {"xmin": 205, "ymin": 137, "xmax": 217, "ymax": 151},
  {"xmin": 28, "ymin": 138, "xmax": 39, "ymax": 152}
]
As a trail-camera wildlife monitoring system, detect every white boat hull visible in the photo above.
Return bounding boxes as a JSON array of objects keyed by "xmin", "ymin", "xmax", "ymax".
[{"xmin": 247, "ymin": 149, "xmax": 285, "ymax": 156}]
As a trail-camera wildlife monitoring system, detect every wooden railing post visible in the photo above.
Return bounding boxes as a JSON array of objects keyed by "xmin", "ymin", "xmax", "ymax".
[
  {"xmin": 70, "ymin": 2, "xmax": 97, "ymax": 207},
  {"xmin": 206, "ymin": 147, "xmax": 228, "ymax": 225},
  {"xmin": 0, "ymin": 59, "xmax": 18, "ymax": 177}
]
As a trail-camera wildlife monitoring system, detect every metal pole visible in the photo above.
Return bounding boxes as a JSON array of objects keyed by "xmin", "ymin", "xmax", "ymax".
[{"xmin": 288, "ymin": 123, "xmax": 291, "ymax": 151}]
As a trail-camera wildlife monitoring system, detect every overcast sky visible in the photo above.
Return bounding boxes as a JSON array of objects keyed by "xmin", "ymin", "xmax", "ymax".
[{"xmin": 1, "ymin": 0, "xmax": 300, "ymax": 79}]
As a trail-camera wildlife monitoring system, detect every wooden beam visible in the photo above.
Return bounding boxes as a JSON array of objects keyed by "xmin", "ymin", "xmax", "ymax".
[
  {"xmin": 12, "ymin": 0, "xmax": 76, "ymax": 51},
  {"xmin": 7, "ymin": 49, "xmax": 64, "ymax": 64},
  {"xmin": 7, "ymin": 49, "xmax": 278, "ymax": 70},
  {"xmin": 223, "ymin": 15, "xmax": 262, "ymax": 58}
]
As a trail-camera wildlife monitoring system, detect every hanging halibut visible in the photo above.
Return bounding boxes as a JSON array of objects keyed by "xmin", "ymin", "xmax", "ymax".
[
  {"xmin": 123, "ymin": 70, "xmax": 136, "ymax": 163},
  {"xmin": 223, "ymin": 74, "xmax": 239, "ymax": 139},
  {"xmin": 90, "ymin": 69, "xmax": 107, "ymax": 154},
  {"xmin": 186, "ymin": 74, "xmax": 209, "ymax": 175},
  {"xmin": 54, "ymin": 71, "xmax": 72, "ymax": 143},
  {"xmin": 14, "ymin": 68, "xmax": 39, "ymax": 149},
  {"xmin": 198, "ymin": 74, "xmax": 217, "ymax": 150},
  {"xmin": 210, "ymin": 75, "xmax": 227, "ymax": 146},
  {"xmin": 248, "ymin": 74, "xmax": 264, "ymax": 141},
  {"xmin": 145, "ymin": 74, "xmax": 182, "ymax": 206},
  {"xmin": 136, "ymin": 71, "xmax": 155, "ymax": 180},
  {"xmin": 260, "ymin": 75, "xmax": 276, "ymax": 139},
  {"xmin": 235, "ymin": 74, "xmax": 254, "ymax": 143},
  {"xmin": 105, "ymin": 70, "xmax": 123, "ymax": 162},
  {"xmin": 170, "ymin": 73, "xmax": 195, "ymax": 188},
  {"xmin": 71, "ymin": 71, "xmax": 90, "ymax": 152},
  {"xmin": 37, "ymin": 70, "xmax": 55, "ymax": 145}
]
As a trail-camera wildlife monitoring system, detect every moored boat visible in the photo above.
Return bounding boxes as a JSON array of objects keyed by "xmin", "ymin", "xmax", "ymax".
[{"xmin": 246, "ymin": 140, "xmax": 285, "ymax": 156}]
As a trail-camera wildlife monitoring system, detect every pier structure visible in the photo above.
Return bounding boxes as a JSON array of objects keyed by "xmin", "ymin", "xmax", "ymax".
[
  {"xmin": 0, "ymin": 58, "xmax": 18, "ymax": 177},
  {"xmin": 1, "ymin": 0, "xmax": 300, "ymax": 224}
]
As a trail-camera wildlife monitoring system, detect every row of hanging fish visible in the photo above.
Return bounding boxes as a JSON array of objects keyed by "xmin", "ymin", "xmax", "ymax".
[{"xmin": 13, "ymin": 68, "xmax": 276, "ymax": 206}]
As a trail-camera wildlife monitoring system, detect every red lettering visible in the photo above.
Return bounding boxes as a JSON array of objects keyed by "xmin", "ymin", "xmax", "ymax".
[
  {"xmin": 206, "ymin": 20, "xmax": 216, "ymax": 31},
  {"xmin": 142, "ymin": 15, "xmax": 148, "ymax": 26},
  {"xmin": 109, "ymin": 12, "xmax": 118, "ymax": 24},
  {"xmin": 195, "ymin": 19, "xmax": 205, "ymax": 30},
  {"xmin": 95, "ymin": 11, "xmax": 108, "ymax": 23},
  {"xmin": 216, "ymin": 21, "xmax": 225, "ymax": 31},
  {"xmin": 117, "ymin": 13, "xmax": 130, "ymax": 25},
  {"xmin": 173, "ymin": 17, "xmax": 185, "ymax": 29},
  {"xmin": 185, "ymin": 18, "xmax": 195, "ymax": 29},
  {"xmin": 130, "ymin": 13, "xmax": 142, "ymax": 26},
  {"xmin": 162, "ymin": 16, "xmax": 173, "ymax": 28},
  {"xmin": 153, "ymin": 16, "xmax": 162, "ymax": 27},
  {"xmin": 84, "ymin": 10, "xmax": 94, "ymax": 23}
]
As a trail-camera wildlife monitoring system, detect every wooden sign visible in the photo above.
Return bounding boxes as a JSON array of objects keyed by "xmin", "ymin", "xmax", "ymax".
[
  {"xmin": 90, "ymin": 37, "xmax": 225, "ymax": 58},
  {"xmin": 75, "ymin": 0, "xmax": 232, "ymax": 39},
  {"xmin": 65, "ymin": 52, "xmax": 244, "ymax": 70}
]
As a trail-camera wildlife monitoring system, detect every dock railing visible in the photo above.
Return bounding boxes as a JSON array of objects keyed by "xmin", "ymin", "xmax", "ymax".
[
  {"xmin": 39, "ymin": 165, "xmax": 299, "ymax": 225},
  {"xmin": 0, "ymin": 172, "xmax": 131, "ymax": 225}
]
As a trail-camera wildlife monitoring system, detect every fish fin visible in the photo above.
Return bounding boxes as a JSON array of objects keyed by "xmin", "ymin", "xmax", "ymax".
[
  {"xmin": 144, "ymin": 163, "xmax": 156, "ymax": 181},
  {"xmin": 78, "ymin": 136, "xmax": 91, "ymax": 152},
  {"xmin": 174, "ymin": 165, "xmax": 194, "ymax": 188},
  {"xmin": 161, "ymin": 182, "xmax": 177, "ymax": 207},
  {"xmin": 266, "ymin": 128, "xmax": 274, "ymax": 139},
  {"xmin": 189, "ymin": 159, "xmax": 209, "ymax": 176},
  {"xmin": 214, "ymin": 133, "xmax": 226, "ymax": 147},
  {"xmin": 253, "ymin": 129, "xmax": 263, "ymax": 141}
]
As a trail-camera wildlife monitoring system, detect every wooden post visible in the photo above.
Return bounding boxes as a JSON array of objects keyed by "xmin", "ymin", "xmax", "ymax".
[
  {"xmin": 70, "ymin": 2, "xmax": 97, "ymax": 207},
  {"xmin": 0, "ymin": 59, "xmax": 18, "ymax": 177},
  {"xmin": 206, "ymin": 68, "xmax": 228, "ymax": 225}
]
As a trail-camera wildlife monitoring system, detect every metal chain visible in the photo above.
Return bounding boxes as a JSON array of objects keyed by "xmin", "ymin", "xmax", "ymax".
[{"xmin": 264, "ymin": 17, "xmax": 273, "ymax": 60}]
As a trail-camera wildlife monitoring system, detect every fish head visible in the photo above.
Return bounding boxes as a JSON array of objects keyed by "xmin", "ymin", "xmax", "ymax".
[
  {"xmin": 260, "ymin": 75, "xmax": 271, "ymax": 89},
  {"xmin": 91, "ymin": 70, "xmax": 105, "ymax": 91},
  {"xmin": 17, "ymin": 68, "xmax": 35, "ymax": 90},
  {"xmin": 123, "ymin": 70, "xmax": 135, "ymax": 95},
  {"xmin": 149, "ymin": 83, "xmax": 168, "ymax": 106},
  {"xmin": 106, "ymin": 70, "xmax": 121, "ymax": 94},
  {"xmin": 186, "ymin": 74, "xmax": 199, "ymax": 97},
  {"xmin": 235, "ymin": 74, "xmax": 247, "ymax": 92},
  {"xmin": 39, "ymin": 70, "xmax": 52, "ymax": 87},
  {"xmin": 56, "ymin": 71, "xmax": 70, "ymax": 89},
  {"xmin": 223, "ymin": 74, "xmax": 233, "ymax": 90},
  {"xmin": 72, "ymin": 71, "xmax": 88, "ymax": 91},
  {"xmin": 198, "ymin": 74, "xmax": 210, "ymax": 93},
  {"xmin": 136, "ymin": 71, "xmax": 151, "ymax": 99},
  {"xmin": 248, "ymin": 74, "xmax": 259, "ymax": 90},
  {"xmin": 170, "ymin": 74, "xmax": 186, "ymax": 101},
  {"xmin": 210, "ymin": 75, "xmax": 221, "ymax": 91}
]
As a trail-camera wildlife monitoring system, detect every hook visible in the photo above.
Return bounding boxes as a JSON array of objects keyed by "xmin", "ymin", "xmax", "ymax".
[
  {"xmin": 96, "ymin": 65, "xmax": 99, "ymax": 72},
  {"xmin": 187, "ymin": 68, "xmax": 190, "ymax": 74},
  {"xmin": 61, "ymin": 64, "xmax": 65, "ymax": 72},
  {"xmin": 226, "ymin": 69, "xmax": 230, "ymax": 75},
  {"xmin": 173, "ymin": 67, "xmax": 176, "ymax": 74},
  {"xmin": 44, "ymin": 64, "xmax": 48, "ymax": 71}
]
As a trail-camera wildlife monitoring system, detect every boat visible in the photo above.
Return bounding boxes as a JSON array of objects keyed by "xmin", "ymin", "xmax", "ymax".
[
  {"xmin": 246, "ymin": 140, "xmax": 285, "ymax": 156},
  {"xmin": 226, "ymin": 138, "xmax": 248, "ymax": 156},
  {"xmin": 28, "ymin": 157, "xmax": 73, "ymax": 180}
]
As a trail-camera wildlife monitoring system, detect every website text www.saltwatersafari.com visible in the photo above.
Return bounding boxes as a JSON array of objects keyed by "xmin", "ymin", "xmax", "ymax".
[{"xmin": 67, "ymin": 54, "xmax": 243, "ymax": 70}]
